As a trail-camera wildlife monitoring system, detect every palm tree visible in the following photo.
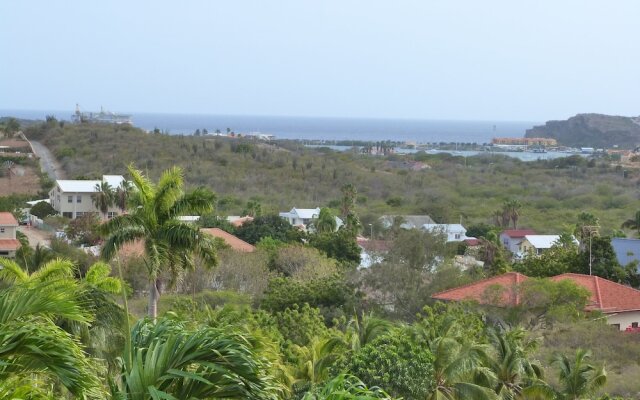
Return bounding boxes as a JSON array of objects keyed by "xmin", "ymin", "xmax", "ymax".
[
  {"xmin": 621, "ymin": 210, "xmax": 640, "ymax": 236},
  {"xmin": 302, "ymin": 374, "xmax": 392, "ymax": 399},
  {"xmin": 101, "ymin": 164, "xmax": 218, "ymax": 318},
  {"xmin": 93, "ymin": 181, "xmax": 115, "ymax": 219},
  {"xmin": 344, "ymin": 314, "xmax": 392, "ymax": 352},
  {"xmin": 291, "ymin": 336, "xmax": 345, "ymax": 392},
  {"xmin": 112, "ymin": 317, "xmax": 276, "ymax": 399},
  {"xmin": 553, "ymin": 349, "xmax": 606, "ymax": 400},
  {"xmin": 480, "ymin": 329, "xmax": 552, "ymax": 400},
  {"xmin": 504, "ymin": 200, "xmax": 523, "ymax": 229},
  {"xmin": 0, "ymin": 276, "xmax": 102, "ymax": 398},
  {"xmin": 114, "ymin": 179, "xmax": 132, "ymax": 212},
  {"xmin": 315, "ymin": 207, "xmax": 337, "ymax": 233},
  {"xmin": 428, "ymin": 336, "xmax": 497, "ymax": 400}
]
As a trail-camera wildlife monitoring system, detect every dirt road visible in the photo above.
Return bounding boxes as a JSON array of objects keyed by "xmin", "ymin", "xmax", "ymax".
[
  {"xmin": 30, "ymin": 140, "xmax": 66, "ymax": 180},
  {"xmin": 17, "ymin": 225, "xmax": 52, "ymax": 248}
]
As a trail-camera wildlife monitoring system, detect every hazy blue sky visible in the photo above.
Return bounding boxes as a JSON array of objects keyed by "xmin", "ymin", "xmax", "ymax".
[{"xmin": 1, "ymin": 1, "xmax": 638, "ymax": 121}]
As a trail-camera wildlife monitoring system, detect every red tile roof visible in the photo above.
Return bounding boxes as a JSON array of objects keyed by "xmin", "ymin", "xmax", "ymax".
[
  {"xmin": 357, "ymin": 238, "xmax": 391, "ymax": 252},
  {"xmin": 464, "ymin": 238, "xmax": 481, "ymax": 246},
  {"xmin": 0, "ymin": 239, "xmax": 20, "ymax": 251},
  {"xmin": 550, "ymin": 273, "xmax": 640, "ymax": 313},
  {"xmin": 201, "ymin": 228, "xmax": 255, "ymax": 252},
  {"xmin": 230, "ymin": 216, "xmax": 254, "ymax": 228},
  {"xmin": 431, "ymin": 272, "xmax": 528, "ymax": 306},
  {"xmin": 0, "ymin": 212, "xmax": 18, "ymax": 226},
  {"xmin": 501, "ymin": 229, "xmax": 536, "ymax": 238}
]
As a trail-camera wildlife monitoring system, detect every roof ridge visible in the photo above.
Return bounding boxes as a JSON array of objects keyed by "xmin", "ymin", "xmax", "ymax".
[
  {"xmin": 593, "ymin": 275, "xmax": 603, "ymax": 309},
  {"xmin": 432, "ymin": 272, "xmax": 527, "ymax": 297}
]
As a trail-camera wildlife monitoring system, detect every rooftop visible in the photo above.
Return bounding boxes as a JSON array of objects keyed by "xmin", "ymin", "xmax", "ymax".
[
  {"xmin": 431, "ymin": 272, "xmax": 527, "ymax": 306},
  {"xmin": 502, "ymin": 229, "xmax": 537, "ymax": 238},
  {"xmin": 55, "ymin": 175, "xmax": 125, "ymax": 193},
  {"xmin": 523, "ymin": 235, "xmax": 562, "ymax": 249},
  {"xmin": 0, "ymin": 212, "xmax": 18, "ymax": 226},
  {"xmin": 0, "ymin": 239, "xmax": 20, "ymax": 250},
  {"xmin": 200, "ymin": 228, "xmax": 255, "ymax": 252}
]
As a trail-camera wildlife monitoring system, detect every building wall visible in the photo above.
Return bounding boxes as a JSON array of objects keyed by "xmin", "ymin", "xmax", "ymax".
[
  {"xmin": 50, "ymin": 187, "xmax": 123, "ymax": 219},
  {"xmin": 500, "ymin": 234, "xmax": 523, "ymax": 254},
  {"xmin": 607, "ymin": 311, "xmax": 640, "ymax": 331},
  {"xmin": 0, "ymin": 225, "xmax": 16, "ymax": 239}
]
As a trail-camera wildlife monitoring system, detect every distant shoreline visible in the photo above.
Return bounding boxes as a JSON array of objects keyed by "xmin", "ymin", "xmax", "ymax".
[{"xmin": 0, "ymin": 109, "xmax": 538, "ymax": 144}]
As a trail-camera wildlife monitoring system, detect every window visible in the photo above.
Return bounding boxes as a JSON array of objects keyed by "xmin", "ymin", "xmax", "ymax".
[
  {"xmin": 108, "ymin": 211, "xmax": 117, "ymax": 219},
  {"xmin": 77, "ymin": 195, "xmax": 82, "ymax": 203},
  {"xmin": 454, "ymin": 233, "xmax": 461, "ymax": 239},
  {"xmin": 0, "ymin": 251, "xmax": 8, "ymax": 256},
  {"xmin": 0, "ymin": 228, "xmax": 4, "ymax": 233},
  {"xmin": 68, "ymin": 195, "xmax": 73, "ymax": 203},
  {"xmin": 633, "ymin": 322, "xmax": 639, "ymax": 328},
  {"xmin": 76, "ymin": 212, "xmax": 84, "ymax": 218},
  {"xmin": 63, "ymin": 212, "xmax": 72, "ymax": 219},
  {"xmin": 612, "ymin": 324, "xmax": 620, "ymax": 330}
]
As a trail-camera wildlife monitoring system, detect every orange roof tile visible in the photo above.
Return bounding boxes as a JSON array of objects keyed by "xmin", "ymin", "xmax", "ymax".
[
  {"xmin": 431, "ymin": 272, "xmax": 528, "ymax": 306},
  {"xmin": 0, "ymin": 239, "xmax": 20, "ymax": 251},
  {"xmin": 0, "ymin": 212, "xmax": 18, "ymax": 226},
  {"xmin": 200, "ymin": 228, "xmax": 255, "ymax": 252},
  {"xmin": 550, "ymin": 273, "xmax": 640, "ymax": 313}
]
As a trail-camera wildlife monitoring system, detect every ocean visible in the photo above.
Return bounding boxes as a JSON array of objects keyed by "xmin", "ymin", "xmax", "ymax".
[{"xmin": 1, "ymin": 109, "xmax": 538, "ymax": 144}]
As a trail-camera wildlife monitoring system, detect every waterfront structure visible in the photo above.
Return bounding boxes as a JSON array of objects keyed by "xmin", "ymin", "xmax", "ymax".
[
  {"xmin": 432, "ymin": 272, "xmax": 640, "ymax": 331},
  {"xmin": 71, "ymin": 104, "xmax": 132, "ymax": 125},
  {"xmin": 492, "ymin": 137, "xmax": 557, "ymax": 147},
  {"xmin": 49, "ymin": 175, "xmax": 126, "ymax": 219},
  {"xmin": 0, "ymin": 212, "xmax": 20, "ymax": 258}
]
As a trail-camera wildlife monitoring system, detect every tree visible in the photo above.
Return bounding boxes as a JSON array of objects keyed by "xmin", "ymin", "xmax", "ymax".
[
  {"xmin": 503, "ymin": 199, "xmax": 523, "ymax": 229},
  {"xmin": 114, "ymin": 179, "xmax": 132, "ymax": 212},
  {"xmin": 92, "ymin": 181, "xmax": 114, "ymax": 219},
  {"xmin": 29, "ymin": 200, "xmax": 57, "ymax": 219},
  {"xmin": 340, "ymin": 331, "xmax": 435, "ymax": 399},
  {"xmin": 572, "ymin": 236, "xmax": 629, "ymax": 283},
  {"xmin": 315, "ymin": 207, "xmax": 338, "ymax": 233},
  {"xmin": 272, "ymin": 244, "xmax": 338, "ymax": 280},
  {"xmin": 235, "ymin": 215, "xmax": 304, "ymax": 245},
  {"xmin": 302, "ymin": 374, "xmax": 393, "ymax": 400},
  {"xmin": 575, "ymin": 212, "xmax": 600, "ymax": 245},
  {"xmin": 621, "ymin": 211, "xmax": 640, "ymax": 236},
  {"xmin": 309, "ymin": 229, "xmax": 361, "ymax": 266},
  {"xmin": 515, "ymin": 236, "xmax": 579, "ymax": 278},
  {"xmin": 113, "ymin": 317, "xmax": 278, "ymax": 399},
  {"xmin": 242, "ymin": 198, "xmax": 263, "ymax": 217},
  {"xmin": 0, "ymin": 267, "xmax": 102, "ymax": 398},
  {"xmin": 291, "ymin": 336, "xmax": 345, "ymax": 391},
  {"xmin": 553, "ymin": 349, "xmax": 606, "ymax": 400},
  {"xmin": 3, "ymin": 117, "xmax": 20, "ymax": 137},
  {"xmin": 101, "ymin": 164, "xmax": 218, "ymax": 318}
]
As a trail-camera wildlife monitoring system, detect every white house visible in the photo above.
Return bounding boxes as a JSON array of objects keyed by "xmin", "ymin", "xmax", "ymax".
[
  {"xmin": 49, "ymin": 175, "xmax": 126, "ymax": 219},
  {"xmin": 421, "ymin": 223, "xmax": 470, "ymax": 242},
  {"xmin": 500, "ymin": 229, "xmax": 537, "ymax": 254},
  {"xmin": 517, "ymin": 234, "xmax": 579, "ymax": 258},
  {"xmin": 379, "ymin": 215, "xmax": 435, "ymax": 230},
  {"xmin": 279, "ymin": 207, "xmax": 320, "ymax": 226}
]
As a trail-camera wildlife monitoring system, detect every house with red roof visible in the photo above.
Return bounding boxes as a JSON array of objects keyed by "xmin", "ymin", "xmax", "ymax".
[
  {"xmin": 500, "ymin": 229, "xmax": 536, "ymax": 254},
  {"xmin": 0, "ymin": 212, "xmax": 20, "ymax": 258},
  {"xmin": 432, "ymin": 272, "xmax": 640, "ymax": 331},
  {"xmin": 200, "ymin": 228, "xmax": 255, "ymax": 253}
]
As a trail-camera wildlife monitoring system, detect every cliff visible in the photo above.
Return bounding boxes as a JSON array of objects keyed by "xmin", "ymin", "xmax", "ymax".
[{"xmin": 525, "ymin": 113, "xmax": 640, "ymax": 148}]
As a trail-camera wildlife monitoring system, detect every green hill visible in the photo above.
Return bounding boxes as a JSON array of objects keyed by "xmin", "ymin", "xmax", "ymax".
[{"xmin": 22, "ymin": 120, "xmax": 640, "ymax": 234}]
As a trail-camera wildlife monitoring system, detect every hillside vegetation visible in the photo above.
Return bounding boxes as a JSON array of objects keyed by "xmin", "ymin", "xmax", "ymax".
[
  {"xmin": 526, "ymin": 113, "xmax": 640, "ymax": 148},
  {"xmin": 25, "ymin": 121, "xmax": 640, "ymax": 234}
]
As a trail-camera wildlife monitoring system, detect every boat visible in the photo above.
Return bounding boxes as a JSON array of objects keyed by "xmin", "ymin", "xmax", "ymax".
[{"xmin": 71, "ymin": 104, "xmax": 132, "ymax": 125}]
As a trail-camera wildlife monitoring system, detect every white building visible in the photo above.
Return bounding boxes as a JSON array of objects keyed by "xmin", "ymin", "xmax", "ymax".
[
  {"xmin": 517, "ymin": 234, "xmax": 579, "ymax": 258},
  {"xmin": 279, "ymin": 207, "xmax": 343, "ymax": 230},
  {"xmin": 0, "ymin": 212, "xmax": 20, "ymax": 258},
  {"xmin": 421, "ymin": 223, "xmax": 470, "ymax": 242},
  {"xmin": 499, "ymin": 229, "xmax": 537, "ymax": 254},
  {"xmin": 49, "ymin": 175, "xmax": 126, "ymax": 219}
]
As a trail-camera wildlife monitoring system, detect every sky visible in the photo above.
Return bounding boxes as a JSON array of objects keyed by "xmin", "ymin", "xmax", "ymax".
[{"xmin": 1, "ymin": 1, "xmax": 638, "ymax": 121}]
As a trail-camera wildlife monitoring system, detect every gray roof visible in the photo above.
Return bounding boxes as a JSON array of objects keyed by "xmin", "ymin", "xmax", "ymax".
[{"xmin": 611, "ymin": 238, "xmax": 640, "ymax": 271}]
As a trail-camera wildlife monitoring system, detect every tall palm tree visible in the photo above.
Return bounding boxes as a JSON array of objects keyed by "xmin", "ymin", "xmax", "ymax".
[
  {"xmin": 112, "ymin": 317, "xmax": 276, "ymax": 400},
  {"xmin": 93, "ymin": 181, "xmax": 115, "ymax": 219},
  {"xmin": 0, "ymin": 278, "xmax": 102, "ymax": 398},
  {"xmin": 101, "ymin": 164, "xmax": 218, "ymax": 318},
  {"xmin": 114, "ymin": 179, "xmax": 132, "ymax": 212},
  {"xmin": 504, "ymin": 200, "xmax": 523, "ymax": 230},
  {"xmin": 553, "ymin": 349, "xmax": 606, "ymax": 400}
]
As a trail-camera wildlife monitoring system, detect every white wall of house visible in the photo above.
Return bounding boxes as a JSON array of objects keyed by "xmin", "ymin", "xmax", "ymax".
[
  {"xmin": 607, "ymin": 311, "xmax": 640, "ymax": 331},
  {"xmin": 0, "ymin": 225, "xmax": 16, "ymax": 239},
  {"xmin": 500, "ymin": 233, "xmax": 525, "ymax": 254},
  {"xmin": 422, "ymin": 224, "xmax": 468, "ymax": 242}
]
